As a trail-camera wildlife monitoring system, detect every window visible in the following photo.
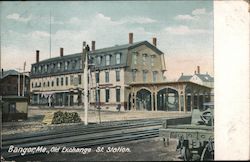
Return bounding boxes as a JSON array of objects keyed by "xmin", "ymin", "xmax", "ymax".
[
  {"xmin": 105, "ymin": 55, "xmax": 110, "ymax": 66},
  {"xmin": 153, "ymin": 71, "xmax": 157, "ymax": 82},
  {"xmin": 151, "ymin": 55, "xmax": 155, "ymax": 66},
  {"xmin": 52, "ymin": 81, "xmax": 54, "ymax": 87},
  {"xmin": 142, "ymin": 54, "xmax": 147, "ymax": 65},
  {"xmin": 116, "ymin": 70, "xmax": 120, "ymax": 82},
  {"xmin": 116, "ymin": 53, "xmax": 121, "ymax": 64},
  {"xmin": 9, "ymin": 103, "xmax": 16, "ymax": 113},
  {"xmin": 43, "ymin": 82, "xmax": 46, "ymax": 87},
  {"xmin": 95, "ymin": 89, "xmax": 100, "ymax": 102},
  {"xmin": 52, "ymin": 64, "xmax": 56, "ymax": 71},
  {"xmin": 79, "ymin": 60, "xmax": 82, "ymax": 70},
  {"xmin": 56, "ymin": 78, "xmax": 59, "ymax": 86},
  {"xmin": 116, "ymin": 88, "xmax": 120, "ymax": 102},
  {"xmin": 32, "ymin": 67, "xmax": 36, "ymax": 73},
  {"xmin": 38, "ymin": 66, "xmax": 41, "ymax": 72},
  {"xmin": 66, "ymin": 77, "xmax": 68, "ymax": 86},
  {"xmin": 105, "ymin": 71, "xmax": 109, "ymax": 83},
  {"xmin": 65, "ymin": 61, "xmax": 69, "ymax": 70},
  {"xmin": 72, "ymin": 60, "xmax": 76, "ymax": 69},
  {"xmin": 95, "ymin": 72, "xmax": 100, "ymax": 83},
  {"xmin": 132, "ymin": 70, "xmax": 136, "ymax": 82},
  {"xmin": 61, "ymin": 77, "xmax": 64, "ymax": 86},
  {"xmin": 132, "ymin": 52, "xmax": 137, "ymax": 65},
  {"xmin": 96, "ymin": 56, "xmax": 101, "ymax": 65},
  {"xmin": 105, "ymin": 89, "xmax": 110, "ymax": 103},
  {"xmin": 44, "ymin": 65, "xmax": 48, "ymax": 72},
  {"xmin": 57, "ymin": 62, "xmax": 61, "ymax": 70},
  {"xmin": 78, "ymin": 75, "xmax": 82, "ymax": 85},
  {"xmin": 70, "ymin": 75, "xmax": 74, "ymax": 85},
  {"xmin": 143, "ymin": 70, "xmax": 147, "ymax": 82},
  {"xmin": 47, "ymin": 81, "xmax": 50, "ymax": 87}
]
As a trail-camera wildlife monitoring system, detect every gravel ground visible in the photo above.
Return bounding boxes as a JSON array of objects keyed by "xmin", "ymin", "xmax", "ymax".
[{"xmin": 2, "ymin": 107, "xmax": 191, "ymax": 135}]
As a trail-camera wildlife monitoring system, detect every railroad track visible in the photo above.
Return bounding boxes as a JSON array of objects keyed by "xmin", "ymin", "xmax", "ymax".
[{"xmin": 2, "ymin": 119, "xmax": 163, "ymax": 160}]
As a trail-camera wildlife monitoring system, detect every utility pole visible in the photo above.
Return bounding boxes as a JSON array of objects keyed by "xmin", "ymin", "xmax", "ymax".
[
  {"xmin": 96, "ymin": 82, "xmax": 101, "ymax": 124},
  {"xmin": 22, "ymin": 61, "xmax": 26, "ymax": 96},
  {"xmin": 83, "ymin": 42, "xmax": 90, "ymax": 125}
]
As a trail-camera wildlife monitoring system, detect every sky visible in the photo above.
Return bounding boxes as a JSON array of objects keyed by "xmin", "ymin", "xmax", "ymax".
[{"xmin": 0, "ymin": 1, "xmax": 213, "ymax": 81}]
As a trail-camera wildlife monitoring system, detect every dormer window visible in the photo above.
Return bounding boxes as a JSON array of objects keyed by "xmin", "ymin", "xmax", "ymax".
[
  {"xmin": 57, "ymin": 62, "xmax": 61, "ymax": 70},
  {"xmin": 65, "ymin": 61, "xmax": 69, "ymax": 70},
  {"xmin": 116, "ymin": 53, "xmax": 121, "ymax": 64},
  {"xmin": 32, "ymin": 67, "xmax": 36, "ymax": 73},
  {"xmin": 96, "ymin": 56, "xmax": 102, "ymax": 65},
  {"xmin": 44, "ymin": 64, "xmax": 48, "ymax": 72},
  {"xmin": 38, "ymin": 66, "xmax": 41, "ymax": 72},
  {"xmin": 105, "ymin": 55, "xmax": 111, "ymax": 66},
  {"xmin": 72, "ymin": 60, "xmax": 77, "ymax": 69}
]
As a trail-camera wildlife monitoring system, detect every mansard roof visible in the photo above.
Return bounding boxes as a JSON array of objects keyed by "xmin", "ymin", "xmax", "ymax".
[{"xmin": 34, "ymin": 40, "xmax": 164, "ymax": 65}]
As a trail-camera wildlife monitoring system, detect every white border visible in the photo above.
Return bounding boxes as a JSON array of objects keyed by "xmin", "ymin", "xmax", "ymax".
[{"xmin": 214, "ymin": 0, "xmax": 250, "ymax": 160}]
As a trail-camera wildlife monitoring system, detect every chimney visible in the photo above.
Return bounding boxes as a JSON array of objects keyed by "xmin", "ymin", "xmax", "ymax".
[
  {"xmin": 83, "ymin": 41, "xmax": 86, "ymax": 47},
  {"xmin": 36, "ymin": 50, "xmax": 40, "ymax": 63},
  {"xmin": 91, "ymin": 41, "xmax": 96, "ymax": 51},
  {"xmin": 194, "ymin": 70, "xmax": 196, "ymax": 74},
  {"xmin": 1, "ymin": 68, "xmax": 3, "ymax": 77},
  {"xmin": 181, "ymin": 72, "xmax": 183, "ymax": 76},
  {"xmin": 129, "ymin": 33, "xmax": 133, "ymax": 44},
  {"xmin": 152, "ymin": 37, "xmax": 157, "ymax": 46},
  {"xmin": 197, "ymin": 66, "xmax": 200, "ymax": 74},
  {"xmin": 60, "ymin": 48, "xmax": 64, "ymax": 57}
]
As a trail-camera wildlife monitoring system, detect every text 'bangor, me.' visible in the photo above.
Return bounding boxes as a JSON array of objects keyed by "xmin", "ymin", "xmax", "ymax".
[{"xmin": 8, "ymin": 145, "xmax": 131, "ymax": 156}]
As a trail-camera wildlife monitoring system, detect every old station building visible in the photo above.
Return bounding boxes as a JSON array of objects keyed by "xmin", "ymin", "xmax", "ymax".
[
  {"xmin": 30, "ymin": 33, "xmax": 212, "ymax": 112},
  {"xmin": 0, "ymin": 69, "xmax": 30, "ymax": 121}
]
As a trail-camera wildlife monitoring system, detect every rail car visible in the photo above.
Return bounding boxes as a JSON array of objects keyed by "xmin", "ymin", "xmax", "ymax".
[{"xmin": 1, "ymin": 96, "xmax": 28, "ymax": 122}]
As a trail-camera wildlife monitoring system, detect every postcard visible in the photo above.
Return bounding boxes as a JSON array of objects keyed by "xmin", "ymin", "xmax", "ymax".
[{"xmin": 0, "ymin": 0, "xmax": 249, "ymax": 161}]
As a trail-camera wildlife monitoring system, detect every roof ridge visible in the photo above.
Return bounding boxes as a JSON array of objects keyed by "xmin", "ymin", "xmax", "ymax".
[{"xmin": 35, "ymin": 40, "xmax": 148, "ymax": 64}]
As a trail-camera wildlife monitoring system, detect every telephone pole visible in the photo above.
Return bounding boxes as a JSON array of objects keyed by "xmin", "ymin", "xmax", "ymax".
[
  {"xmin": 82, "ymin": 42, "xmax": 90, "ymax": 125},
  {"xmin": 22, "ymin": 61, "xmax": 26, "ymax": 96}
]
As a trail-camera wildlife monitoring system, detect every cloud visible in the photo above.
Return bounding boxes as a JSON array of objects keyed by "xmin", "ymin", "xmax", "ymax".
[
  {"xmin": 51, "ymin": 17, "xmax": 64, "ymax": 25},
  {"xmin": 164, "ymin": 25, "xmax": 210, "ymax": 35},
  {"xmin": 95, "ymin": 13, "xmax": 112, "ymax": 22},
  {"xmin": 31, "ymin": 31, "xmax": 50, "ymax": 39},
  {"xmin": 174, "ymin": 8, "xmax": 210, "ymax": 21},
  {"xmin": 68, "ymin": 17, "xmax": 81, "ymax": 24},
  {"xmin": 6, "ymin": 13, "xmax": 32, "ymax": 22},
  {"xmin": 119, "ymin": 16, "xmax": 157, "ymax": 24},
  {"xmin": 174, "ymin": 14, "xmax": 198, "ymax": 21},
  {"xmin": 192, "ymin": 8, "xmax": 206, "ymax": 15},
  {"xmin": 94, "ymin": 13, "xmax": 157, "ymax": 25}
]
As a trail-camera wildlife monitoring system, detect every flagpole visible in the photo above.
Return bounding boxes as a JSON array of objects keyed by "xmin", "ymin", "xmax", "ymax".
[{"xmin": 49, "ymin": 9, "xmax": 52, "ymax": 58}]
